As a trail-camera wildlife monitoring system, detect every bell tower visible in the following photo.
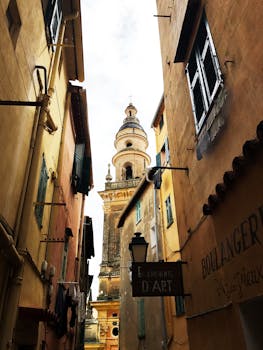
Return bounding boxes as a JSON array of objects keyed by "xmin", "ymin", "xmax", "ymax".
[
  {"xmin": 113, "ymin": 103, "xmax": 151, "ymax": 182},
  {"xmin": 93, "ymin": 103, "xmax": 150, "ymax": 348}
]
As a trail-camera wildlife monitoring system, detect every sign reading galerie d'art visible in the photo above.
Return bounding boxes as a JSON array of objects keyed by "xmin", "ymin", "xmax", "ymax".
[{"xmin": 132, "ymin": 261, "xmax": 185, "ymax": 297}]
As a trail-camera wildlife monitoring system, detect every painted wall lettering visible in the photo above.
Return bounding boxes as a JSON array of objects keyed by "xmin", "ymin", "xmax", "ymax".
[
  {"xmin": 201, "ymin": 205, "xmax": 263, "ymax": 279},
  {"xmin": 215, "ymin": 264, "xmax": 263, "ymax": 299}
]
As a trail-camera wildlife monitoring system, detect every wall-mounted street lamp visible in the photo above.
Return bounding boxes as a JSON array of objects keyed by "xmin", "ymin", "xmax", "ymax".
[
  {"xmin": 146, "ymin": 166, "xmax": 189, "ymax": 189},
  {"xmin": 129, "ymin": 232, "xmax": 149, "ymax": 263}
]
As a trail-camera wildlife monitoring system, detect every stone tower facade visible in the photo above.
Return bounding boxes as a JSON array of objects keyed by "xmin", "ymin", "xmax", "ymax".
[
  {"xmin": 98, "ymin": 103, "xmax": 150, "ymax": 299},
  {"xmin": 93, "ymin": 103, "xmax": 150, "ymax": 349}
]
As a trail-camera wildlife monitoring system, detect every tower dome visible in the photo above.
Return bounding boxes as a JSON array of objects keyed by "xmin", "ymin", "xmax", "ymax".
[
  {"xmin": 112, "ymin": 103, "xmax": 151, "ymax": 182},
  {"xmin": 118, "ymin": 103, "xmax": 145, "ymax": 132}
]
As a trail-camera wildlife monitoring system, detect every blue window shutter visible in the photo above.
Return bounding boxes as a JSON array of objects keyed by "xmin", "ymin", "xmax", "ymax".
[
  {"xmin": 35, "ymin": 156, "xmax": 49, "ymax": 228},
  {"xmin": 137, "ymin": 299, "xmax": 145, "ymax": 339},
  {"xmin": 156, "ymin": 152, "xmax": 161, "ymax": 167}
]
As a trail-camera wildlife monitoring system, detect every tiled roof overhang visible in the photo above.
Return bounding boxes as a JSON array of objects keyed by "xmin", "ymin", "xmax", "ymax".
[{"xmin": 203, "ymin": 121, "xmax": 263, "ymax": 215}]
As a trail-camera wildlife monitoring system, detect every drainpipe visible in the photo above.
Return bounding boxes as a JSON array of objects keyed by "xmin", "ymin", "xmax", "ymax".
[{"xmin": 1, "ymin": 12, "xmax": 79, "ymax": 350}]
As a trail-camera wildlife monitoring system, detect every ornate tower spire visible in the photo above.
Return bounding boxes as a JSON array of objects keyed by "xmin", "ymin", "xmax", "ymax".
[
  {"xmin": 105, "ymin": 163, "xmax": 112, "ymax": 182},
  {"xmin": 112, "ymin": 103, "xmax": 151, "ymax": 182}
]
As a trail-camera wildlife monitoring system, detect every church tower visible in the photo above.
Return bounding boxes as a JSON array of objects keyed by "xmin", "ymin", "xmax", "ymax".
[{"xmin": 92, "ymin": 103, "xmax": 150, "ymax": 349}]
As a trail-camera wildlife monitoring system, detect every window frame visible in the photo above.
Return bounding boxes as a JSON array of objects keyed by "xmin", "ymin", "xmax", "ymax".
[
  {"xmin": 49, "ymin": 0, "xmax": 62, "ymax": 44},
  {"xmin": 186, "ymin": 12, "xmax": 223, "ymax": 133}
]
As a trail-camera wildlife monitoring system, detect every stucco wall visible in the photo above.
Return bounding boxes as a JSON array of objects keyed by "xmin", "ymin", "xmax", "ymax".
[{"xmin": 156, "ymin": 0, "xmax": 263, "ymax": 349}]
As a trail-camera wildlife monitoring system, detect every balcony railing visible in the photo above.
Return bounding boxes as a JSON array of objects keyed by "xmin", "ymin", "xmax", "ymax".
[{"xmin": 105, "ymin": 178, "xmax": 141, "ymax": 190}]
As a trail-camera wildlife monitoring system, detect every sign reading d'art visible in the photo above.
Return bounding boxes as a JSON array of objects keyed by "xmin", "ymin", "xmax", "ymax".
[{"xmin": 132, "ymin": 261, "xmax": 185, "ymax": 297}]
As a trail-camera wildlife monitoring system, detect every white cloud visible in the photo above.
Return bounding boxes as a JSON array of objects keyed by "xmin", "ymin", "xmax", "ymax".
[{"xmin": 82, "ymin": 0, "xmax": 163, "ymax": 299}]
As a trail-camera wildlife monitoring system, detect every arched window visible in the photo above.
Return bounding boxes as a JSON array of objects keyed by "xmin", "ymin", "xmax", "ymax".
[{"xmin": 125, "ymin": 165, "xmax": 133, "ymax": 180}]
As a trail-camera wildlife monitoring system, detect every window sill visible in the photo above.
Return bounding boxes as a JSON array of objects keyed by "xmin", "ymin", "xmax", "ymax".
[{"xmin": 196, "ymin": 88, "xmax": 227, "ymax": 160}]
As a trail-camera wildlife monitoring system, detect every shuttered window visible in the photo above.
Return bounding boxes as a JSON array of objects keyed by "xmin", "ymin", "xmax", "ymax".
[
  {"xmin": 43, "ymin": 0, "xmax": 62, "ymax": 46},
  {"xmin": 186, "ymin": 12, "xmax": 223, "ymax": 133},
  {"xmin": 137, "ymin": 299, "xmax": 145, "ymax": 339},
  {"xmin": 165, "ymin": 195, "xmax": 173, "ymax": 227},
  {"xmin": 156, "ymin": 152, "xmax": 161, "ymax": 167},
  {"xmin": 35, "ymin": 156, "xmax": 49, "ymax": 228},
  {"xmin": 136, "ymin": 201, "xmax": 141, "ymax": 224},
  {"xmin": 175, "ymin": 295, "xmax": 185, "ymax": 316},
  {"xmin": 156, "ymin": 137, "xmax": 170, "ymax": 167},
  {"xmin": 72, "ymin": 144, "xmax": 91, "ymax": 195}
]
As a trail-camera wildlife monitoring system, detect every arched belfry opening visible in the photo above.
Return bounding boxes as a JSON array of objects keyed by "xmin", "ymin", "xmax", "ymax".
[{"xmin": 125, "ymin": 165, "xmax": 133, "ymax": 180}]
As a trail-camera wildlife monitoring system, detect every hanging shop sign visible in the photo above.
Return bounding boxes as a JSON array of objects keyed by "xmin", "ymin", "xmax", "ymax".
[{"xmin": 132, "ymin": 261, "xmax": 185, "ymax": 297}]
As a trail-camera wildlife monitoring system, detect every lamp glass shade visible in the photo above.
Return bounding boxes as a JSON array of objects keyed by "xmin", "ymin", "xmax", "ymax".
[{"xmin": 129, "ymin": 232, "xmax": 148, "ymax": 262}]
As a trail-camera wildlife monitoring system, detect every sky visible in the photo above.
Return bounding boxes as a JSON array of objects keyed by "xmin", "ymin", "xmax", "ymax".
[{"xmin": 80, "ymin": 0, "xmax": 164, "ymax": 299}]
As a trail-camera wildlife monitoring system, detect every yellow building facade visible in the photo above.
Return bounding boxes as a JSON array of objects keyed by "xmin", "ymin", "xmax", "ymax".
[
  {"xmin": 89, "ymin": 103, "xmax": 150, "ymax": 350},
  {"xmin": 0, "ymin": 1, "xmax": 91, "ymax": 349},
  {"xmin": 156, "ymin": 0, "xmax": 263, "ymax": 349},
  {"xmin": 152, "ymin": 97, "xmax": 189, "ymax": 350}
]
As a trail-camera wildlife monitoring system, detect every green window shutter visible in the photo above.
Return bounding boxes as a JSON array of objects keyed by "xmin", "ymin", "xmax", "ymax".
[
  {"xmin": 79, "ymin": 155, "xmax": 91, "ymax": 195},
  {"xmin": 137, "ymin": 299, "xmax": 145, "ymax": 339},
  {"xmin": 175, "ymin": 295, "xmax": 185, "ymax": 316},
  {"xmin": 35, "ymin": 156, "xmax": 49, "ymax": 228},
  {"xmin": 136, "ymin": 201, "xmax": 141, "ymax": 223},
  {"xmin": 72, "ymin": 144, "xmax": 92, "ymax": 195},
  {"xmin": 72, "ymin": 143, "xmax": 85, "ymax": 194},
  {"xmin": 156, "ymin": 152, "xmax": 161, "ymax": 167}
]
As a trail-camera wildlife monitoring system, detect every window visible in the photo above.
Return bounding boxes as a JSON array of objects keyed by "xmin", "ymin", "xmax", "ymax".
[
  {"xmin": 126, "ymin": 141, "xmax": 132, "ymax": 147},
  {"xmin": 156, "ymin": 137, "xmax": 170, "ymax": 166},
  {"xmin": 35, "ymin": 156, "xmax": 49, "ymax": 228},
  {"xmin": 165, "ymin": 195, "xmax": 173, "ymax": 227},
  {"xmin": 175, "ymin": 295, "xmax": 185, "ymax": 316},
  {"xmin": 6, "ymin": 0, "xmax": 21, "ymax": 48},
  {"xmin": 125, "ymin": 165, "xmax": 133, "ymax": 180},
  {"xmin": 186, "ymin": 12, "xmax": 223, "ymax": 133},
  {"xmin": 72, "ymin": 143, "xmax": 91, "ymax": 195},
  {"xmin": 61, "ymin": 238, "xmax": 69, "ymax": 280},
  {"xmin": 159, "ymin": 114, "xmax": 164, "ymax": 130},
  {"xmin": 112, "ymin": 327, "xmax": 119, "ymax": 337},
  {"xmin": 136, "ymin": 201, "xmax": 141, "ymax": 223},
  {"xmin": 43, "ymin": 0, "xmax": 62, "ymax": 46}
]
